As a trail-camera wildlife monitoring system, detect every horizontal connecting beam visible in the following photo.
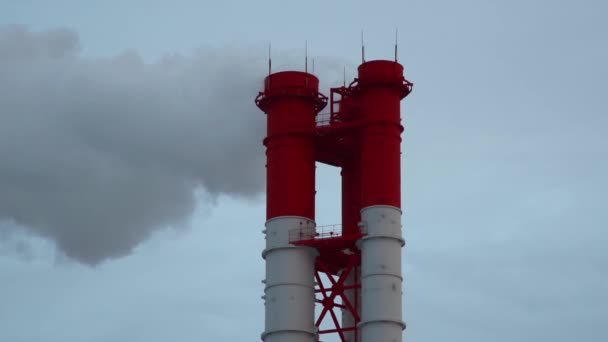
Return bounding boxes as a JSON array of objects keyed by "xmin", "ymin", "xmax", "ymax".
[
  {"xmin": 315, "ymin": 284, "xmax": 360, "ymax": 293},
  {"xmin": 319, "ymin": 326, "xmax": 357, "ymax": 334}
]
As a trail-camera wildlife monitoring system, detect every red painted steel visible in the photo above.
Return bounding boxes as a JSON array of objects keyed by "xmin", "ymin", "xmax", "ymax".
[
  {"xmin": 357, "ymin": 60, "xmax": 412, "ymax": 208},
  {"xmin": 258, "ymin": 59, "xmax": 412, "ymax": 342},
  {"xmin": 291, "ymin": 230, "xmax": 363, "ymax": 341},
  {"xmin": 341, "ymin": 156, "xmax": 361, "ymax": 236},
  {"xmin": 256, "ymin": 71, "xmax": 327, "ymax": 219}
]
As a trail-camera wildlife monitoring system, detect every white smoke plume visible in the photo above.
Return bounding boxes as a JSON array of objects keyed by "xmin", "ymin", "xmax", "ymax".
[{"xmin": 0, "ymin": 25, "xmax": 338, "ymax": 265}]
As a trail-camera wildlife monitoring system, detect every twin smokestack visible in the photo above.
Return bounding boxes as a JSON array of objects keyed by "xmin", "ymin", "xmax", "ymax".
[{"xmin": 256, "ymin": 58, "xmax": 413, "ymax": 342}]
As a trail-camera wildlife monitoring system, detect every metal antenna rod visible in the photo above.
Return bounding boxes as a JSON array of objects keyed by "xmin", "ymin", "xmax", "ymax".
[
  {"xmin": 268, "ymin": 42, "xmax": 272, "ymax": 76},
  {"xmin": 361, "ymin": 30, "xmax": 365, "ymax": 63},
  {"xmin": 343, "ymin": 65, "xmax": 346, "ymax": 87},
  {"xmin": 395, "ymin": 28, "xmax": 398, "ymax": 62},
  {"xmin": 305, "ymin": 40, "xmax": 308, "ymax": 73}
]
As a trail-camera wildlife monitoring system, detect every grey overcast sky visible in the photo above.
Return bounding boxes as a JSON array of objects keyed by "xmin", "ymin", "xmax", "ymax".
[{"xmin": 0, "ymin": 0, "xmax": 606, "ymax": 341}]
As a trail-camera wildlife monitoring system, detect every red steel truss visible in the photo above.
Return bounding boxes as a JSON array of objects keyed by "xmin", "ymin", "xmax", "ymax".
[{"xmin": 290, "ymin": 225, "xmax": 365, "ymax": 342}]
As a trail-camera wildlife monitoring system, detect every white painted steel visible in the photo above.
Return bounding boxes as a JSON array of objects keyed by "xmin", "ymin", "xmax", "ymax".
[
  {"xmin": 262, "ymin": 216, "xmax": 317, "ymax": 342},
  {"xmin": 359, "ymin": 205, "xmax": 405, "ymax": 342}
]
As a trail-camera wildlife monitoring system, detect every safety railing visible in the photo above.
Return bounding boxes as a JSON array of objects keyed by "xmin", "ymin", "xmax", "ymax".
[
  {"xmin": 316, "ymin": 112, "xmax": 332, "ymax": 126},
  {"xmin": 289, "ymin": 224, "xmax": 342, "ymax": 243}
]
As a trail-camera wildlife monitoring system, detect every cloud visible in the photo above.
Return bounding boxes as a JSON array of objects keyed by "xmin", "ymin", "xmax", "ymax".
[{"xmin": 0, "ymin": 25, "xmax": 285, "ymax": 264}]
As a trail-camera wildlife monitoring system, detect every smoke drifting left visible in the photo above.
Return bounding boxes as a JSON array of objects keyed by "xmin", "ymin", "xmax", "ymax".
[{"xmin": 0, "ymin": 25, "xmax": 291, "ymax": 265}]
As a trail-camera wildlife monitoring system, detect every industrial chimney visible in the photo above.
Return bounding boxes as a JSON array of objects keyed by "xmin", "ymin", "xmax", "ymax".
[{"xmin": 256, "ymin": 56, "xmax": 413, "ymax": 342}]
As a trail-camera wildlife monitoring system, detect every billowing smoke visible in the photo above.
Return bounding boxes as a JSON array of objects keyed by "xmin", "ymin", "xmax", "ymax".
[{"xmin": 0, "ymin": 25, "xmax": 335, "ymax": 265}]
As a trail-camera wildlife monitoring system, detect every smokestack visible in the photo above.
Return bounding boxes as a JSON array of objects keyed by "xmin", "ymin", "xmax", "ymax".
[
  {"xmin": 357, "ymin": 60, "xmax": 411, "ymax": 342},
  {"xmin": 256, "ymin": 56, "xmax": 412, "ymax": 342},
  {"xmin": 256, "ymin": 71, "xmax": 327, "ymax": 342}
]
